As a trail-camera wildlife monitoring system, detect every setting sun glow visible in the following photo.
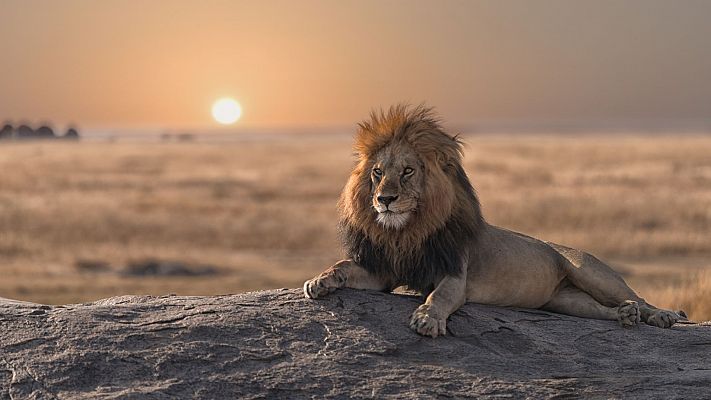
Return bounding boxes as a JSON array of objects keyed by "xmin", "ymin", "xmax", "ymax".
[{"xmin": 212, "ymin": 98, "xmax": 242, "ymax": 125}]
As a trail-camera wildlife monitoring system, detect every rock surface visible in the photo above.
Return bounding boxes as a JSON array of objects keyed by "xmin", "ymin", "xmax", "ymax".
[{"xmin": 1, "ymin": 288, "xmax": 710, "ymax": 399}]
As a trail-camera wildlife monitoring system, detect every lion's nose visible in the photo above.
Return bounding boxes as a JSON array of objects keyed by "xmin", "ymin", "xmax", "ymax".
[{"xmin": 377, "ymin": 195, "xmax": 398, "ymax": 207}]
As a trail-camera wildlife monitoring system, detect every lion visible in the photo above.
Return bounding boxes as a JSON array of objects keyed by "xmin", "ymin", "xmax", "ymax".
[{"xmin": 304, "ymin": 104, "xmax": 684, "ymax": 337}]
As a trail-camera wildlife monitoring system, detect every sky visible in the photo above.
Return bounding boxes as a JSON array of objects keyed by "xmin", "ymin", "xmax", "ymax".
[{"xmin": 2, "ymin": 0, "xmax": 711, "ymax": 131}]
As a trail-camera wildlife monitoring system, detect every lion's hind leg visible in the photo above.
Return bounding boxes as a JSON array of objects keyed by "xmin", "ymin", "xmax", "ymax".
[
  {"xmin": 549, "ymin": 243, "xmax": 680, "ymax": 328},
  {"xmin": 542, "ymin": 283, "xmax": 640, "ymax": 327}
]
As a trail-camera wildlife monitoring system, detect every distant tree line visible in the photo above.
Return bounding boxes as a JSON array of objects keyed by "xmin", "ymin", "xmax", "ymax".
[{"xmin": 0, "ymin": 123, "xmax": 79, "ymax": 141}]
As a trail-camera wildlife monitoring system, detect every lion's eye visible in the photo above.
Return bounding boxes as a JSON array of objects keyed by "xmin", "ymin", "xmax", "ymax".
[
  {"xmin": 373, "ymin": 168, "xmax": 383, "ymax": 177},
  {"xmin": 403, "ymin": 167, "xmax": 414, "ymax": 175}
]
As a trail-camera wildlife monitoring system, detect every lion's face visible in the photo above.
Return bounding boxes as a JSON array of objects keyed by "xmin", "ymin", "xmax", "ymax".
[{"xmin": 370, "ymin": 143, "xmax": 424, "ymax": 229}]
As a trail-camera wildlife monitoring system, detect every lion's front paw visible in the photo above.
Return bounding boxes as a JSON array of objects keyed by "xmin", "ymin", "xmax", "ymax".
[
  {"xmin": 409, "ymin": 304, "xmax": 446, "ymax": 338},
  {"xmin": 303, "ymin": 270, "xmax": 346, "ymax": 299},
  {"xmin": 303, "ymin": 278, "xmax": 331, "ymax": 299},
  {"xmin": 646, "ymin": 310, "xmax": 678, "ymax": 329},
  {"xmin": 617, "ymin": 300, "xmax": 641, "ymax": 327}
]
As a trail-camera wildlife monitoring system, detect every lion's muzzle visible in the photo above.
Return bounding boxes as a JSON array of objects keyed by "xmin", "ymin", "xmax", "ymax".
[{"xmin": 376, "ymin": 195, "xmax": 398, "ymax": 207}]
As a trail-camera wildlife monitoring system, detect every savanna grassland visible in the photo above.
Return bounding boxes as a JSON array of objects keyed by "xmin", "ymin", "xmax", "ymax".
[{"xmin": 1, "ymin": 134, "xmax": 710, "ymax": 319}]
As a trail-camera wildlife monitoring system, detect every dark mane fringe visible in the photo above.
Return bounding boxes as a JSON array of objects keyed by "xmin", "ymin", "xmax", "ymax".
[{"xmin": 340, "ymin": 163, "xmax": 483, "ymax": 295}]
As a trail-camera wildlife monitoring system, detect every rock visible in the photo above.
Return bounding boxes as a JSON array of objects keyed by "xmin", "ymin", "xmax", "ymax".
[
  {"xmin": 74, "ymin": 259, "xmax": 220, "ymax": 277},
  {"xmin": 0, "ymin": 288, "xmax": 709, "ymax": 398},
  {"xmin": 121, "ymin": 259, "xmax": 219, "ymax": 276},
  {"xmin": 74, "ymin": 259, "xmax": 112, "ymax": 273}
]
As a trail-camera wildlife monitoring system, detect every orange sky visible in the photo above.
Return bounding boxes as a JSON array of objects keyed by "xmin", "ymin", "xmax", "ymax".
[{"xmin": 2, "ymin": 0, "xmax": 711, "ymax": 130}]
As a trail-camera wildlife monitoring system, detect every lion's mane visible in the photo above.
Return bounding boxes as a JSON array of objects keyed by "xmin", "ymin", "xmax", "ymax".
[{"xmin": 338, "ymin": 105, "xmax": 484, "ymax": 294}]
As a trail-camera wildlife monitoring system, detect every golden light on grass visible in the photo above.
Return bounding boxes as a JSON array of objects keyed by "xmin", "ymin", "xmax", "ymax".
[{"xmin": 211, "ymin": 98, "xmax": 242, "ymax": 124}]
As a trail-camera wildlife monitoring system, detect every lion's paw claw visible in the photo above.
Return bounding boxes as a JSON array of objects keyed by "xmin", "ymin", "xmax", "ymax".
[
  {"xmin": 410, "ymin": 304, "xmax": 446, "ymax": 338},
  {"xmin": 303, "ymin": 278, "xmax": 332, "ymax": 299},
  {"xmin": 617, "ymin": 300, "xmax": 640, "ymax": 327}
]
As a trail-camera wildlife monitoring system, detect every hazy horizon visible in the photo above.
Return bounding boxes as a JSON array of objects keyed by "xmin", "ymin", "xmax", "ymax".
[{"xmin": 3, "ymin": 0, "xmax": 711, "ymax": 131}]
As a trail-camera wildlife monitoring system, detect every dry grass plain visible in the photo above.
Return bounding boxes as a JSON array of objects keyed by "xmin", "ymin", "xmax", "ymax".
[{"xmin": 1, "ymin": 134, "xmax": 710, "ymax": 320}]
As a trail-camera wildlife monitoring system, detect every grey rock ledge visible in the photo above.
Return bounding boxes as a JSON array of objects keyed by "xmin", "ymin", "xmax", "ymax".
[{"xmin": 1, "ymin": 288, "xmax": 710, "ymax": 399}]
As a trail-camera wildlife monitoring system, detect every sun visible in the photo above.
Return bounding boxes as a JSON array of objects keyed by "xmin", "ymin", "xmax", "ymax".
[{"xmin": 212, "ymin": 98, "xmax": 242, "ymax": 125}]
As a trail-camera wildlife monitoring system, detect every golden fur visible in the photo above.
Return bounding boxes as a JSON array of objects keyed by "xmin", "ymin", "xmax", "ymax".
[{"xmin": 340, "ymin": 105, "xmax": 477, "ymax": 251}]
